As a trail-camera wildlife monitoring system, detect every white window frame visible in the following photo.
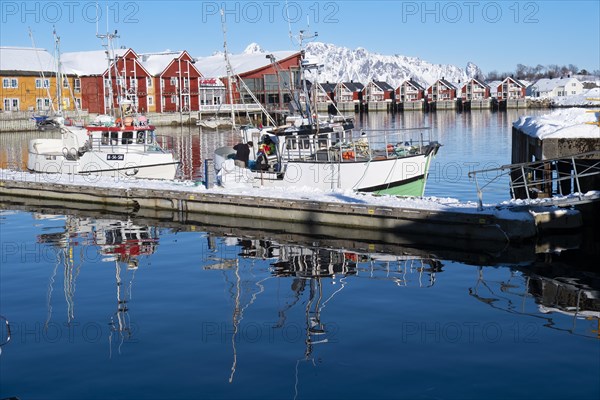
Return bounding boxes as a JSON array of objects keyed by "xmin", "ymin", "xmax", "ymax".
[
  {"xmin": 3, "ymin": 78, "xmax": 18, "ymax": 88},
  {"xmin": 147, "ymin": 77, "xmax": 153, "ymax": 88},
  {"xmin": 148, "ymin": 95, "xmax": 154, "ymax": 106},
  {"xmin": 74, "ymin": 78, "xmax": 81, "ymax": 93},
  {"xmin": 35, "ymin": 78, "xmax": 50, "ymax": 89}
]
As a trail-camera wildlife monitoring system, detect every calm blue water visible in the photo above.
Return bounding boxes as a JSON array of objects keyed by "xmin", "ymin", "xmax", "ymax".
[{"xmin": 1, "ymin": 110, "xmax": 599, "ymax": 400}]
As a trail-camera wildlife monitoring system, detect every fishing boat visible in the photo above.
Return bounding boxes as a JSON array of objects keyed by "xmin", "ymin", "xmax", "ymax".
[
  {"xmin": 27, "ymin": 31, "xmax": 180, "ymax": 180},
  {"xmin": 215, "ymin": 126, "xmax": 439, "ymax": 196},
  {"xmin": 214, "ymin": 30, "xmax": 440, "ymax": 196},
  {"xmin": 27, "ymin": 111, "xmax": 180, "ymax": 180}
]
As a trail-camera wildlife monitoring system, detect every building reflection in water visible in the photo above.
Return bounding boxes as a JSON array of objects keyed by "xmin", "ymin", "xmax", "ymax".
[{"xmin": 94, "ymin": 220, "xmax": 159, "ymax": 356}]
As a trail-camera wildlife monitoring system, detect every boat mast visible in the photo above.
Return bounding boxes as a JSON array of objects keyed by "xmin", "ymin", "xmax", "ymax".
[
  {"xmin": 220, "ymin": 9, "xmax": 237, "ymax": 130},
  {"xmin": 53, "ymin": 28, "xmax": 63, "ymax": 115},
  {"xmin": 97, "ymin": 30, "xmax": 119, "ymax": 116},
  {"xmin": 291, "ymin": 29, "xmax": 318, "ymax": 126}
]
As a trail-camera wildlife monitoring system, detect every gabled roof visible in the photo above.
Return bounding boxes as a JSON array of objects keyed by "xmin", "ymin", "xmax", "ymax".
[
  {"xmin": 62, "ymin": 48, "xmax": 129, "ymax": 75},
  {"xmin": 194, "ymin": 50, "xmax": 299, "ymax": 78},
  {"xmin": 371, "ymin": 81, "xmax": 395, "ymax": 91},
  {"xmin": 529, "ymin": 77, "xmax": 580, "ymax": 91},
  {"xmin": 318, "ymin": 82, "xmax": 337, "ymax": 92},
  {"xmin": 434, "ymin": 78, "xmax": 457, "ymax": 90},
  {"xmin": 339, "ymin": 81, "xmax": 364, "ymax": 92},
  {"xmin": 140, "ymin": 50, "xmax": 201, "ymax": 77},
  {"xmin": 400, "ymin": 79, "xmax": 425, "ymax": 91},
  {"xmin": 501, "ymin": 76, "xmax": 526, "ymax": 87},
  {"xmin": 466, "ymin": 77, "xmax": 489, "ymax": 89},
  {"xmin": 0, "ymin": 46, "xmax": 76, "ymax": 75}
]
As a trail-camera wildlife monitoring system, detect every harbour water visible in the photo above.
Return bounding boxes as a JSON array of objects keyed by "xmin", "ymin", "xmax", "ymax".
[{"xmin": 1, "ymin": 110, "xmax": 599, "ymax": 400}]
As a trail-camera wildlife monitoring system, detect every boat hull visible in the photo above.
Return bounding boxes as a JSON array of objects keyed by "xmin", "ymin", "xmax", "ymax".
[
  {"xmin": 28, "ymin": 150, "xmax": 179, "ymax": 180},
  {"xmin": 218, "ymin": 151, "xmax": 436, "ymax": 197}
]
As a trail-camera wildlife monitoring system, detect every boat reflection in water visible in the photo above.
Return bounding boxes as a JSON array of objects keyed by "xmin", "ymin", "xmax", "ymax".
[
  {"xmin": 1, "ymin": 198, "xmax": 599, "ymax": 398},
  {"xmin": 207, "ymin": 236, "xmax": 444, "ymax": 386},
  {"xmin": 35, "ymin": 214, "xmax": 159, "ymax": 355}
]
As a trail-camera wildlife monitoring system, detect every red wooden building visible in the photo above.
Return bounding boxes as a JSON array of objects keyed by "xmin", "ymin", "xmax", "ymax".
[
  {"xmin": 426, "ymin": 78, "xmax": 457, "ymax": 102},
  {"xmin": 396, "ymin": 79, "xmax": 425, "ymax": 102},
  {"xmin": 63, "ymin": 48, "xmax": 152, "ymax": 114},
  {"xmin": 460, "ymin": 78, "xmax": 490, "ymax": 100},
  {"xmin": 363, "ymin": 81, "xmax": 395, "ymax": 102},
  {"xmin": 495, "ymin": 77, "xmax": 526, "ymax": 100},
  {"xmin": 146, "ymin": 51, "xmax": 203, "ymax": 112}
]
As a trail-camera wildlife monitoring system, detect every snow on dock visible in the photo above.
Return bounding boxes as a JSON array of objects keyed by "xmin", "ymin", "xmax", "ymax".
[
  {"xmin": 0, "ymin": 168, "xmax": 583, "ymax": 243},
  {"xmin": 513, "ymin": 107, "xmax": 599, "ymax": 139}
]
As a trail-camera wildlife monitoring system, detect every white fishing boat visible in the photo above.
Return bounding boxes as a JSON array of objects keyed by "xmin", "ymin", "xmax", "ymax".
[
  {"xmin": 214, "ymin": 30, "xmax": 440, "ymax": 196},
  {"xmin": 27, "ymin": 113, "xmax": 179, "ymax": 180},
  {"xmin": 215, "ymin": 126, "xmax": 439, "ymax": 196}
]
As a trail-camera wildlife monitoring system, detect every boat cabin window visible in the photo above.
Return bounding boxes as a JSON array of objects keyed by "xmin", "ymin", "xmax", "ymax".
[
  {"xmin": 136, "ymin": 131, "xmax": 146, "ymax": 144},
  {"xmin": 122, "ymin": 131, "xmax": 134, "ymax": 144},
  {"xmin": 101, "ymin": 132, "xmax": 109, "ymax": 145}
]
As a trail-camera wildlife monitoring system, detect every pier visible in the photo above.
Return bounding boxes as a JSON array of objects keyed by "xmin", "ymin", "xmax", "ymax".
[{"xmin": 0, "ymin": 169, "xmax": 586, "ymax": 244}]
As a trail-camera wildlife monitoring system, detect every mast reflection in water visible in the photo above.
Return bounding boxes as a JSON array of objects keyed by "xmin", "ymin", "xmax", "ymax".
[{"xmin": 0, "ymin": 206, "xmax": 599, "ymax": 400}]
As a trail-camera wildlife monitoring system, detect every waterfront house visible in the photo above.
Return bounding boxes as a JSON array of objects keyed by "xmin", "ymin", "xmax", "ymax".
[
  {"xmin": 335, "ymin": 81, "xmax": 365, "ymax": 104},
  {"xmin": 1, "ymin": 46, "xmax": 81, "ymax": 112},
  {"xmin": 62, "ymin": 48, "xmax": 152, "ymax": 114},
  {"xmin": 315, "ymin": 82, "xmax": 337, "ymax": 104},
  {"xmin": 426, "ymin": 78, "xmax": 457, "ymax": 102},
  {"xmin": 494, "ymin": 77, "xmax": 526, "ymax": 100},
  {"xmin": 396, "ymin": 79, "xmax": 426, "ymax": 102},
  {"xmin": 141, "ymin": 51, "xmax": 203, "ymax": 113},
  {"xmin": 194, "ymin": 49, "xmax": 302, "ymax": 112},
  {"xmin": 459, "ymin": 78, "xmax": 490, "ymax": 100},
  {"xmin": 363, "ymin": 80, "xmax": 395, "ymax": 102},
  {"xmin": 527, "ymin": 77, "xmax": 584, "ymax": 98}
]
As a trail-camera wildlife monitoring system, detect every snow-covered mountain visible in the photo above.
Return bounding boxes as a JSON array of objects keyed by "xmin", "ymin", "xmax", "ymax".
[
  {"xmin": 241, "ymin": 41, "xmax": 482, "ymax": 88},
  {"xmin": 304, "ymin": 42, "xmax": 482, "ymax": 88}
]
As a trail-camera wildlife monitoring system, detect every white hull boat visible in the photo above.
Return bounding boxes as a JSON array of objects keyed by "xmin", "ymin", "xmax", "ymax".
[{"xmin": 27, "ymin": 115, "xmax": 180, "ymax": 180}]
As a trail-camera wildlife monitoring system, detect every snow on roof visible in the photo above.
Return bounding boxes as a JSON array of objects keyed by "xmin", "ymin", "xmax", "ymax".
[
  {"xmin": 513, "ymin": 107, "xmax": 600, "ymax": 139},
  {"xmin": 0, "ymin": 46, "xmax": 64, "ymax": 73},
  {"xmin": 61, "ymin": 48, "xmax": 128, "ymax": 76},
  {"xmin": 194, "ymin": 49, "xmax": 298, "ymax": 78},
  {"xmin": 530, "ymin": 77, "xmax": 581, "ymax": 92},
  {"xmin": 553, "ymin": 88, "xmax": 600, "ymax": 107},
  {"xmin": 139, "ymin": 51, "xmax": 184, "ymax": 75}
]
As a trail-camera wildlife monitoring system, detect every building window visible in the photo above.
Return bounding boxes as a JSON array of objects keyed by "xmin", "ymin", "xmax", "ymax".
[
  {"xmin": 75, "ymin": 98, "xmax": 81, "ymax": 109},
  {"xmin": 104, "ymin": 79, "xmax": 111, "ymax": 88},
  {"xmin": 130, "ymin": 77, "xmax": 137, "ymax": 89},
  {"xmin": 148, "ymin": 96, "xmax": 154, "ymax": 106},
  {"xmin": 63, "ymin": 77, "xmax": 69, "ymax": 88},
  {"xmin": 147, "ymin": 77, "xmax": 153, "ymax": 88},
  {"xmin": 74, "ymin": 79, "xmax": 81, "ymax": 93},
  {"xmin": 3, "ymin": 98, "xmax": 20, "ymax": 111},
  {"xmin": 170, "ymin": 77, "xmax": 178, "ymax": 86},
  {"xmin": 171, "ymin": 95, "xmax": 177, "ymax": 104},
  {"xmin": 35, "ymin": 78, "xmax": 50, "ymax": 89},
  {"xmin": 36, "ymin": 98, "xmax": 51, "ymax": 110},
  {"xmin": 161, "ymin": 79, "xmax": 165, "ymax": 90},
  {"xmin": 3, "ymin": 78, "xmax": 18, "ymax": 88}
]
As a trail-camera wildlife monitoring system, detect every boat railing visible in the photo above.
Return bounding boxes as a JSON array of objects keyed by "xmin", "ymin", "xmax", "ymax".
[
  {"xmin": 281, "ymin": 128, "xmax": 434, "ymax": 163},
  {"xmin": 86, "ymin": 134, "xmax": 176, "ymax": 154},
  {"xmin": 468, "ymin": 150, "xmax": 600, "ymax": 210}
]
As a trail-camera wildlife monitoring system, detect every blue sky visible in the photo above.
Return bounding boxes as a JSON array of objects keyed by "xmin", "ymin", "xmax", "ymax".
[{"xmin": 1, "ymin": 0, "xmax": 599, "ymax": 74}]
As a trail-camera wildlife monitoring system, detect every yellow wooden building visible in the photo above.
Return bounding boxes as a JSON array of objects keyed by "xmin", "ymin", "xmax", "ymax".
[{"xmin": 0, "ymin": 47, "xmax": 81, "ymax": 113}]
